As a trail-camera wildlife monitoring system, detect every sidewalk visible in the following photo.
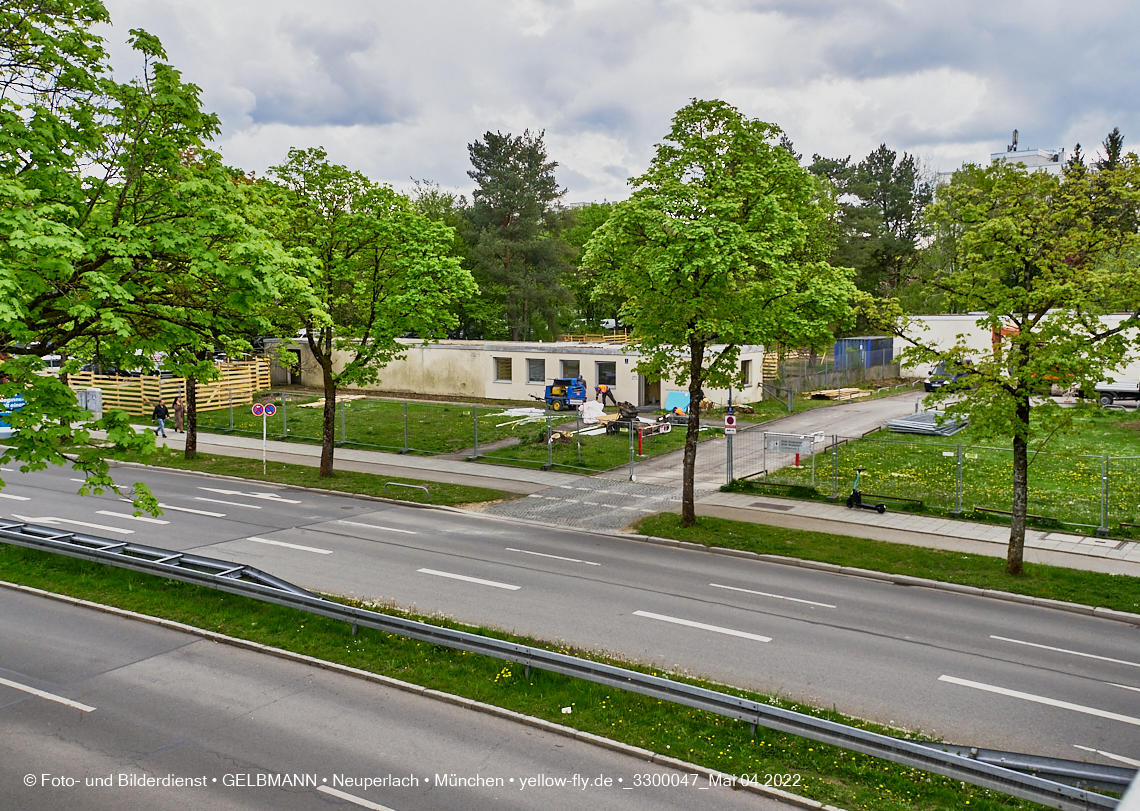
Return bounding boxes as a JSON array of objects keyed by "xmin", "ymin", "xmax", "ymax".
[
  {"xmin": 140, "ymin": 428, "xmax": 580, "ymax": 494},
  {"xmin": 133, "ymin": 427, "xmax": 1140, "ymax": 577},
  {"xmin": 697, "ymin": 490, "xmax": 1140, "ymax": 576}
]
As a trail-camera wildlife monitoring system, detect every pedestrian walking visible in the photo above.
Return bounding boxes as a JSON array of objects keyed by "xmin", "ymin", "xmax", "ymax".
[
  {"xmin": 173, "ymin": 396, "xmax": 185, "ymax": 433},
  {"xmin": 153, "ymin": 399, "xmax": 169, "ymax": 438},
  {"xmin": 596, "ymin": 383, "xmax": 618, "ymax": 406}
]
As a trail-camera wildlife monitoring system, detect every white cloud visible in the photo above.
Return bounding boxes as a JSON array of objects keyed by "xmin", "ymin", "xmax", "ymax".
[{"xmin": 97, "ymin": 0, "xmax": 1140, "ymax": 201}]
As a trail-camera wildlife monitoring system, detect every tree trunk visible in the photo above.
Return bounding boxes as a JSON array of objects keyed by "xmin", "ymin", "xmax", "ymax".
[
  {"xmin": 681, "ymin": 339, "xmax": 705, "ymax": 527},
  {"xmin": 184, "ymin": 376, "xmax": 198, "ymax": 460},
  {"xmin": 319, "ymin": 360, "xmax": 337, "ymax": 478},
  {"xmin": 1007, "ymin": 397, "xmax": 1031, "ymax": 575}
]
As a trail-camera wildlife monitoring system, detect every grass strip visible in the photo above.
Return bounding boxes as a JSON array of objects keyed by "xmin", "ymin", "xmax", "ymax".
[
  {"xmin": 116, "ymin": 448, "xmax": 516, "ymax": 508},
  {"xmin": 0, "ymin": 542, "xmax": 1054, "ymax": 811},
  {"xmin": 636, "ymin": 514, "xmax": 1140, "ymax": 614}
]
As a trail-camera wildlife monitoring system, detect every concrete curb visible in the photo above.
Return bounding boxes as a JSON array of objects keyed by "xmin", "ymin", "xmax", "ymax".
[
  {"xmin": 108, "ymin": 461, "xmax": 1140, "ymax": 627},
  {"xmin": 0, "ymin": 578, "xmax": 845, "ymax": 811}
]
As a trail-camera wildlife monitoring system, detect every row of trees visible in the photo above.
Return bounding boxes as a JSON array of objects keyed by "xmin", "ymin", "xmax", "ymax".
[{"xmin": 5, "ymin": 2, "xmax": 1140, "ymax": 575}]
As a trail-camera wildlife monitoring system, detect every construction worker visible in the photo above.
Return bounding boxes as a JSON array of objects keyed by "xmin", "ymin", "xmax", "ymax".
[{"xmin": 596, "ymin": 383, "xmax": 617, "ymax": 406}]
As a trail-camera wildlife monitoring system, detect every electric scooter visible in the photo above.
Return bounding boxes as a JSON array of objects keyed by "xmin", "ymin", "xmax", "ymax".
[{"xmin": 846, "ymin": 467, "xmax": 886, "ymax": 514}]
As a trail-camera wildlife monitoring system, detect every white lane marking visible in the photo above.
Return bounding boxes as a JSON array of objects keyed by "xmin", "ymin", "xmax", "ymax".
[
  {"xmin": 710, "ymin": 582, "xmax": 836, "ymax": 609},
  {"xmin": 0, "ymin": 675, "xmax": 96, "ymax": 712},
  {"xmin": 198, "ymin": 486, "xmax": 300, "ymax": 504},
  {"xmin": 159, "ymin": 503, "xmax": 224, "ymax": 517},
  {"xmin": 195, "ymin": 497, "xmax": 262, "ymax": 509},
  {"xmin": 316, "ymin": 786, "xmax": 397, "ymax": 810},
  {"xmin": 338, "ymin": 520, "xmax": 416, "ymax": 535},
  {"xmin": 417, "ymin": 568, "xmax": 520, "ymax": 591},
  {"xmin": 632, "ymin": 610, "xmax": 771, "ymax": 643},
  {"xmin": 96, "ymin": 510, "xmax": 169, "ymax": 525},
  {"xmin": 1072, "ymin": 744, "xmax": 1140, "ymax": 768},
  {"xmin": 0, "ymin": 493, "xmax": 29, "ymax": 501},
  {"xmin": 505, "ymin": 547, "xmax": 601, "ymax": 566},
  {"xmin": 991, "ymin": 635, "xmax": 1140, "ymax": 669},
  {"xmin": 11, "ymin": 514, "xmax": 133, "ymax": 535},
  {"xmin": 246, "ymin": 537, "xmax": 332, "ymax": 555},
  {"xmin": 938, "ymin": 675, "xmax": 1140, "ymax": 727},
  {"xmin": 0, "ymin": 468, "xmax": 12, "ymax": 472},
  {"xmin": 70, "ymin": 478, "xmax": 86, "ymax": 483},
  {"xmin": 1108, "ymin": 683, "xmax": 1140, "ymax": 694}
]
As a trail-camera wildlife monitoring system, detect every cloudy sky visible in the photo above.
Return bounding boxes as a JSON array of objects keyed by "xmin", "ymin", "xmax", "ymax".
[{"xmin": 98, "ymin": 0, "xmax": 1139, "ymax": 202}]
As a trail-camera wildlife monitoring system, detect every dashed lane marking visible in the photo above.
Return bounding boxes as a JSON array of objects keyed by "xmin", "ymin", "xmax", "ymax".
[
  {"xmin": 96, "ymin": 510, "xmax": 169, "ymax": 525},
  {"xmin": 417, "ymin": 568, "xmax": 520, "ymax": 591},
  {"xmin": 504, "ymin": 547, "xmax": 601, "ymax": 566},
  {"xmin": 246, "ymin": 536, "xmax": 332, "ymax": 555},
  {"xmin": 939, "ymin": 675, "xmax": 1140, "ymax": 727},
  {"xmin": 710, "ymin": 582, "xmax": 836, "ymax": 609},
  {"xmin": 632, "ymin": 610, "xmax": 771, "ymax": 643},
  {"xmin": 0, "ymin": 676, "xmax": 95, "ymax": 713}
]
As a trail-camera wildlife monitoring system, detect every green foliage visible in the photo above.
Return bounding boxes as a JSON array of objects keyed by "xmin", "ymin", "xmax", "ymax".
[
  {"xmin": 809, "ymin": 144, "xmax": 933, "ymax": 301},
  {"xmin": 888, "ymin": 156, "xmax": 1140, "ymax": 572},
  {"xmin": 562, "ymin": 201, "xmax": 620, "ymax": 330},
  {"xmin": 583, "ymin": 99, "xmax": 857, "ymax": 522},
  {"xmin": 466, "ymin": 129, "xmax": 574, "ymax": 340}
]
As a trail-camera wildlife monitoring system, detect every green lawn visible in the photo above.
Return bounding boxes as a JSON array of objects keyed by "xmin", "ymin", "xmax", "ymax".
[
  {"xmin": 637, "ymin": 514, "xmax": 1140, "ymax": 614},
  {"xmin": 118, "ymin": 448, "xmax": 514, "ymax": 507},
  {"xmin": 0, "ymin": 543, "xmax": 1062, "ymax": 811},
  {"xmin": 195, "ymin": 394, "xmax": 715, "ymax": 472},
  {"xmin": 757, "ymin": 404, "xmax": 1140, "ymax": 531}
]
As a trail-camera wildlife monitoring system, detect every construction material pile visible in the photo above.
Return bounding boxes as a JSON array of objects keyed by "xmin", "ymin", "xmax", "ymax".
[{"xmin": 886, "ymin": 411, "xmax": 967, "ymax": 436}]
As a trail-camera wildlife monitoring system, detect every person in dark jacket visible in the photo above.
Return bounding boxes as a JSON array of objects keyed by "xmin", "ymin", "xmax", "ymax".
[
  {"xmin": 153, "ymin": 400, "xmax": 169, "ymax": 438},
  {"xmin": 172, "ymin": 396, "xmax": 185, "ymax": 433}
]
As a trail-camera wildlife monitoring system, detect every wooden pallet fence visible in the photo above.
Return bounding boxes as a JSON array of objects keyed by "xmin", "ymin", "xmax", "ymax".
[{"xmin": 66, "ymin": 359, "xmax": 270, "ymax": 416}]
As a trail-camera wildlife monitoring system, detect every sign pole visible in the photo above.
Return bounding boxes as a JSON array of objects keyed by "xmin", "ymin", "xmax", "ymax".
[{"xmin": 262, "ymin": 411, "xmax": 267, "ymax": 475}]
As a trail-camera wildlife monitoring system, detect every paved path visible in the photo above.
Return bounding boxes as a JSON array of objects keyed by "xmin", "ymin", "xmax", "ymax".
[{"xmin": 603, "ymin": 392, "xmax": 925, "ymax": 489}]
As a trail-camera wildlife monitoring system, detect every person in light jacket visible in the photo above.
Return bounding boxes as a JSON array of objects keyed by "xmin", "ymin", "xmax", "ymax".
[
  {"xmin": 152, "ymin": 400, "xmax": 169, "ymax": 438},
  {"xmin": 173, "ymin": 396, "xmax": 185, "ymax": 433}
]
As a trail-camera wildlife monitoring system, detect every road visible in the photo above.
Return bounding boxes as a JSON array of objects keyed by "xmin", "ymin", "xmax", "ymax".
[
  {"xmin": 1, "ymin": 463, "xmax": 1138, "ymax": 771},
  {"xmin": 0, "ymin": 588, "xmax": 780, "ymax": 811}
]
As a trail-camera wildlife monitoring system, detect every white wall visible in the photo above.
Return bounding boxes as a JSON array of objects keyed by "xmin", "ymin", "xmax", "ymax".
[
  {"xmin": 900, "ymin": 314, "xmax": 1140, "ymax": 381},
  {"xmin": 293, "ymin": 339, "xmax": 767, "ymax": 405}
]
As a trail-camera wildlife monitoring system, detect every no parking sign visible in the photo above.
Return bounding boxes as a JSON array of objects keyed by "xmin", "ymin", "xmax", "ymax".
[
  {"xmin": 252, "ymin": 403, "xmax": 264, "ymax": 416},
  {"xmin": 724, "ymin": 413, "xmax": 737, "ymax": 435}
]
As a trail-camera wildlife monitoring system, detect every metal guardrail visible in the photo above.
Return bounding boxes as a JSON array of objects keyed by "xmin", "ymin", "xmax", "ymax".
[{"xmin": 0, "ymin": 520, "xmax": 1128, "ymax": 811}]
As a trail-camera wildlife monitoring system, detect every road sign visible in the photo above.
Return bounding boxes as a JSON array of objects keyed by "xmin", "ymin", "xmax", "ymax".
[
  {"xmin": 264, "ymin": 403, "xmax": 276, "ymax": 416},
  {"xmin": 724, "ymin": 413, "xmax": 737, "ymax": 435},
  {"xmin": 765, "ymin": 433, "xmax": 813, "ymax": 455},
  {"xmin": 252, "ymin": 403, "xmax": 264, "ymax": 416}
]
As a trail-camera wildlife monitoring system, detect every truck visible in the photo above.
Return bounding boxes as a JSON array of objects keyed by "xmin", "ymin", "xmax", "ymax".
[
  {"xmin": 534, "ymin": 378, "xmax": 587, "ymax": 411},
  {"xmin": 1094, "ymin": 381, "xmax": 1140, "ymax": 407}
]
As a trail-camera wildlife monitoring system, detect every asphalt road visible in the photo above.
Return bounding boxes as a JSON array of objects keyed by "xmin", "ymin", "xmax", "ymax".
[
  {"xmin": 1, "ymin": 463, "xmax": 1138, "ymax": 771},
  {"xmin": 0, "ymin": 588, "xmax": 782, "ymax": 811}
]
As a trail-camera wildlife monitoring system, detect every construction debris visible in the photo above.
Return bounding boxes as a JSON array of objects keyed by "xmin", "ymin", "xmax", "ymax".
[
  {"xmin": 809, "ymin": 388, "xmax": 871, "ymax": 400},
  {"xmin": 296, "ymin": 394, "xmax": 367, "ymax": 408},
  {"xmin": 886, "ymin": 411, "xmax": 968, "ymax": 436},
  {"xmin": 488, "ymin": 407, "xmax": 547, "ymax": 428}
]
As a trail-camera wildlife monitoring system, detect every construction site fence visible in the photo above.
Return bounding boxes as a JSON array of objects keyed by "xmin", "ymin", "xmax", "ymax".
[
  {"xmin": 193, "ymin": 396, "xmax": 692, "ymax": 476},
  {"xmin": 65, "ymin": 360, "xmax": 271, "ymax": 416},
  {"xmin": 732, "ymin": 428, "xmax": 1140, "ymax": 535}
]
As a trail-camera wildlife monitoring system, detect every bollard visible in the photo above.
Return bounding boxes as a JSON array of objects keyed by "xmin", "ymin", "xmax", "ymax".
[{"xmin": 471, "ymin": 405, "xmax": 479, "ymax": 459}]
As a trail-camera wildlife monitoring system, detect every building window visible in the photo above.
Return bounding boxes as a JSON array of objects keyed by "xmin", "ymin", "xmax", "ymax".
[
  {"xmin": 494, "ymin": 357, "xmax": 512, "ymax": 382},
  {"xmin": 596, "ymin": 361, "xmax": 617, "ymax": 386},
  {"xmin": 561, "ymin": 359, "xmax": 580, "ymax": 379},
  {"xmin": 741, "ymin": 359, "xmax": 752, "ymax": 386},
  {"xmin": 526, "ymin": 358, "xmax": 545, "ymax": 384}
]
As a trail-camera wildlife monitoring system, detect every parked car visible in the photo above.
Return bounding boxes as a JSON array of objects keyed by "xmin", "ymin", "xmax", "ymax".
[
  {"xmin": 924, "ymin": 360, "xmax": 974, "ymax": 392},
  {"xmin": 1094, "ymin": 380, "xmax": 1140, "ymax": 407}
]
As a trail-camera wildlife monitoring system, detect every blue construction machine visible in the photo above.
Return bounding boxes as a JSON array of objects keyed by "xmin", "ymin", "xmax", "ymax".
[{"xmin": 532, "ymin": 378, "xmax": 587, "ymax": 411}]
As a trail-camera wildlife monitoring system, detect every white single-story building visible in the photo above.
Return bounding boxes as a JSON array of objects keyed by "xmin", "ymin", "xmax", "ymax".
[
  {"xmin": 285, "ymin": 339, "xmax": 768, "ymax": 407},
  {"xmin": 898, "ymin": 313, "xmax": 1140, "ymax": 381}
]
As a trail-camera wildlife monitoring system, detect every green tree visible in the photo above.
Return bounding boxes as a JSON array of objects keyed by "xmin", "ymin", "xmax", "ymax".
[
  {"xmin": 270, "ymin": 148, "xmax": 475, "ymax": 476},
  {"xmin": 583, "ymin": 99, "xmax": 857, "ymax": 524},
  {"xmin": 809, "ymin": 145, "xmax": 933, "ymax": 300},
  {"xmin": 466, "ymin": 130, "xmax": 573, "ymax": 340},
  {"xmin": 890, "ymin": 158, "xmax": 1140, "ymax": 574},
  {"xmin": 0, "ymin": 9, "xmax": 291, "ymax": 509},
  {"xmin": 562, "ymin": 201, "xmax": 619, "ymax": 330}
]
